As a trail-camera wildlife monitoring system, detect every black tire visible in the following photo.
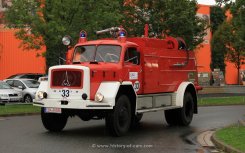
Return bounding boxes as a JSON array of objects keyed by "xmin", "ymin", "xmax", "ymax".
[
  {"xmin": 178, "ymin": 92, "xmax": 194, "ymax": 126},
  {"xmin": 134, "ymin": 113, "xmax": 143, "ymax": 123},
  {"xmin": 24, "ymin": 95, "xmax": 33, "ymax": 103},
  {"xmin": 130, "ymin": 113, "xmax": 143, "ymax": 128},
  {"xmin": 105, "ymin": 95, "xmax": 131, "ymax": 136},
  {"xmin": 41, "ymin": 108, "xmax": 68, "ymax": 132},
  {"xmin": 164, "ymin": 108, "xmax": 179, "ymax": 126},
  {"xmin": 165, "ymin": 91, "xmax": 194, "ymax": 126}
]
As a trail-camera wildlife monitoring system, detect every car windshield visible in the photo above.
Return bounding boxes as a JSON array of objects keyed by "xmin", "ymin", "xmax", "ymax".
[
  {"xmin": 0, "ymin": 82, "xmax": 12, "ymax": 89},
  {"xmin": 73, "ymin": 45, "xmax": 121, "ymax": 63},
  {"xmin": 22, "ymin": 80, "xmax": 40, "ymax": 88}
]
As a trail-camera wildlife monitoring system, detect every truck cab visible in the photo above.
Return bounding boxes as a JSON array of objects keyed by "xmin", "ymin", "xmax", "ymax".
[{"xmin": 34, "ymin": 27, "xmax": 201, "ymax": 136}]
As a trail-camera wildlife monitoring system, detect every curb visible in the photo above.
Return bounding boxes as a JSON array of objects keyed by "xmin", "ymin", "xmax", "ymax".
[{"xmin": 211, "ymin": 131, "xmax": 244, "ymax": 153}]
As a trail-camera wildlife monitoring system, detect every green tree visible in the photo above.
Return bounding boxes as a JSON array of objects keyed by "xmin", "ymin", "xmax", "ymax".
[
  {"xmin": 4, "ymin": 0, "xmax": 123, "ymax": 68},
  {"xmin": 210, "ymin": 22, "xmax": 230, "ymax": 72},
  {"xmin": 122, "ymin": 0, "xmax": 207, "ymax": 50},
  {"xmin": 210, "ymin": 5, "xmax": 226, "ymax": 72},
  {"xmin": 213, "ymin": 0, "xmax": 245, "ymax": 84},
  {"xmin": 227, "ymin": 0, "xmax": 245, "ymax": 84}
]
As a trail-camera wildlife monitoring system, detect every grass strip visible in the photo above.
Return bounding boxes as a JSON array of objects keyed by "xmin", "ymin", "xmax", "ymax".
[
  {"xmin": 0, "ymin": 104, "xmax": 40, "ymax": 116},
  {"xmin": 198, "ymin": 96, "xmax": 245, "ymax": 106},
  {"xmin": 215, "ymin": 125, "xmax": 245, "ymax": 152}
]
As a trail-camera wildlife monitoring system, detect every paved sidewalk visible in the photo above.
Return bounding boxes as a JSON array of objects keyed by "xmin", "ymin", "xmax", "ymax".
[{"xmin": 197, "ymin": 131, "xmax": 220, "ymax": 153}]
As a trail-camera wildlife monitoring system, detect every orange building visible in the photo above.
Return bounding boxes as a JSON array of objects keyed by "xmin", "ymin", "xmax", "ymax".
[
  {"xmin": 0, "ymin": 28, "xmax": 46, "ymax": 80},
  {"xmin": 196, "ymin": 5, "xmax": 245, "ymax": 85},
  {"xmin": 0, "ymin": 3, "xmax": 244, "ymax": 84}
]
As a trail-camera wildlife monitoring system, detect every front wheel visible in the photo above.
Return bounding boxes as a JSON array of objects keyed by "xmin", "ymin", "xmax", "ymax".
[
  {"xmin": 41, "ymin": 108, "xmax": 68, "ymax": 132},
  {"xmin": 105, "ymin": 95, "xmax": 131, "ymax": 136}
]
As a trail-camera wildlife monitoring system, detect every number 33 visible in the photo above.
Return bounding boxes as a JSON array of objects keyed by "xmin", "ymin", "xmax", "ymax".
[{"xmin": 61, "ymin": 90, "xmax": 69, "ymax": 97}]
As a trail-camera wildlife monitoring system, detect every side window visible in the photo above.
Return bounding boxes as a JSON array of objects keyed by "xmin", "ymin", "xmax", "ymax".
[
  {"xmin": 6, "ymin": 80, "xmax": 14, "ymax": 87},
  {"xmin": 124, "ymin": 47, "xmax": 140, "ymax": 65},
  {"xmin": 13, "ymin": 80, "xmax": 25, "ymax": 88}
]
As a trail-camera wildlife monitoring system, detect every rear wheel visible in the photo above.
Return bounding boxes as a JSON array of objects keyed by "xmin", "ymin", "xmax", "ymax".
[
  {"xmin": 165, "ymin": 91, "xmax": 194, "ymax": 126},
  {"xmin": 41, "ymin": 108, "xmax": 68, "ymax": 132},
  {"xmin": 164, "ymin": 109, "xmax": 178, "ymax": 126},
  {"xmin": 179, "ymin": 92, "xmax": 194, "ymax": 126},
  {"xmin": 105, "ymin": 95, "xmax": 131, "ymax": 136}
]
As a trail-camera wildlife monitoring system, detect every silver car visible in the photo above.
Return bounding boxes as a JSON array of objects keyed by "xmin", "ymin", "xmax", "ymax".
[
  {"xmin": 5, "ymin": 79, "xmax": 40, "ymax": 103},
  {"xmin": 0, "ymin": 81, "xmax": 22, "ymax": 103}
]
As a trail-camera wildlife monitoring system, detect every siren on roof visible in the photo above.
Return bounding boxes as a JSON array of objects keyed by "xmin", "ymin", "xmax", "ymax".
[
  {"xmin": 79, "ymin": 30, "xmax": 87, "ymax": 43},
  {"xmin": 117, "ymin": 29, "xmax": 127, "ymax": 43}
]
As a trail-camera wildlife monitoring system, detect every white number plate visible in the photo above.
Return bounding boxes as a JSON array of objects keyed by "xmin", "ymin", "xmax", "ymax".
[{"xmin": 44, "ymin": 107, "xmax": 62, "ymax": 114}]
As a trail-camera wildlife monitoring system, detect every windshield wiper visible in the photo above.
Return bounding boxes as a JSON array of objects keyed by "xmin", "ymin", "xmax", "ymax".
[
  {"xmin": 90, "ymin": 61, "xmax": 98, "ymax": 64},
  {"xmin": 73, "ymin": 61, "xmax": 81, "ymax": 64}
]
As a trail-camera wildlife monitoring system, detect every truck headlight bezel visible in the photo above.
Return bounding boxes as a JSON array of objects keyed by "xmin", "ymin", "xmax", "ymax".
[
  {"xmin": 95, "ymin": 92, "xmax": 104, "ymax": 102},
  {"xmin": 37, "ymin": 91, "xmax": 47, "ymax": 100}
]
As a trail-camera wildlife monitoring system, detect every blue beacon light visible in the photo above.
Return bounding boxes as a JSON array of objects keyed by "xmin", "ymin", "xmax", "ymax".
[
  {"xmin": 80, "ymin": 32, "xmax": 86, "ymax": 38},
  {"xmin": 119, "ymin": 31, "xmax": 126, "ymax": 37}
]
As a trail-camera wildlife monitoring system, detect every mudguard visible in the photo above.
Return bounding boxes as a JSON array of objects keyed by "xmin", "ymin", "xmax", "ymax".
[{"xmin": 175, "ymin": 82, "xmax": 196, "ymax": 107}]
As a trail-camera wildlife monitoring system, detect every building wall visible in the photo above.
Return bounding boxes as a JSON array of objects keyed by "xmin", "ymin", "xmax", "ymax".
[
  {"xmin": 195, "ymin": 4, "xmax": 212, "ymax": 85},
  {"xmin": 0, "ymin": 29, "xmax": 46, "ymax": 80},
  {"xmin": 196, "ymin": 4, "xmax": 245, "ymax": 85}
]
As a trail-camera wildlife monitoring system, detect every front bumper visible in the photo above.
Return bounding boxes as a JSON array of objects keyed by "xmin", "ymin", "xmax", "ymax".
[{"xmin": 33, "ymin": 98, "xmax": 113, "ymax": 110}]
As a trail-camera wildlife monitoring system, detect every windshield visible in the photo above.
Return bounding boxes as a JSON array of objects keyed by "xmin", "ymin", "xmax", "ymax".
[
  {"xmin": 0, "ymin": 82, "xmax": 12, "ymax": 89},
  {"xmin": 73, "ymin": 45, "xmax": 121, "ymax": 63},
  {"xmin": 22, "ymin": 80, "xmax": 40, "ymax": 88}
]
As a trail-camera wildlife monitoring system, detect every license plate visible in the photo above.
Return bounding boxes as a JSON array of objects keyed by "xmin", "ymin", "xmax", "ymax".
[{"xmin": 44, "ymin": 107, "xmax": 62, "ymax": 114}]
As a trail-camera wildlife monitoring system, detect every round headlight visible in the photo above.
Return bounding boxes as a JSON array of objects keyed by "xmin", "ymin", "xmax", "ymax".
[
  {"xmin": 37, "ymin": 91, "xmax": 44, "ymax": 99},
  {"xmin": 95, "ymin": 92, "xmax": 104, "ymax": 102},
  {"xmin": 37, "ymin": 91, "xmax": 47, "ymax": 99},
  {"xmin": 62, "ymin": 35, "xmax": 71, "ymax": 46}
]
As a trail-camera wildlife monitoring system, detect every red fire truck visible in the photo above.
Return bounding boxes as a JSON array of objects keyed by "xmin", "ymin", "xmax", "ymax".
[{"xmin": 34, "ymin": 26, "xmax": 201, "ymax": 136}]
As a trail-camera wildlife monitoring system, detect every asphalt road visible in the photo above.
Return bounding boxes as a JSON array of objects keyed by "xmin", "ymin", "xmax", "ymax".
[{"xmin": 0, "ymin": 105, "xmax": 244, "ymax": 153}]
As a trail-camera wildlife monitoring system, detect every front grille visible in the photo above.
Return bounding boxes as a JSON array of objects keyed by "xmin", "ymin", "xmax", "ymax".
[
  {"xmin": 9, "ymin": 94, "xmax": 18, "ymax": 97},
  {"xmin": 51, "ymin": 69, "xmax": 83, "ymax": 88}
]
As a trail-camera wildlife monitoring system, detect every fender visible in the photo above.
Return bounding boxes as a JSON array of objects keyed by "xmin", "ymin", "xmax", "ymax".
[
  {"xmin": 95, "ymin": 81, "xmax": 120, "ymax": 106},
  {"xmin": 96, "ymin": 81, "xmax": 136, "ymax": 107},
  {"xmin": 175, "ymin": 82, "xmax": 197, "ymax": 107},
  {"xmin": 34, "ymin": 81, "xmax": 48, "ymax": 104},
  {"xmin": 35, "ymin": 81, "xmax": 48, "ymax": 96}
]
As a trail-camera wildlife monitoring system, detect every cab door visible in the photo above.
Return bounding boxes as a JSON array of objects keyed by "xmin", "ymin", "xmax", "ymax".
[{"xmin": 123, "ymin": 47, "xmax": 143, "ymax": 94}]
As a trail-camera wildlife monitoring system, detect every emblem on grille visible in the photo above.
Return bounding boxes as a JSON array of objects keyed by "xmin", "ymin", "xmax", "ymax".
[{"xmin": 62, "ymin": 71, "xmax": 71, "ymax": 86}]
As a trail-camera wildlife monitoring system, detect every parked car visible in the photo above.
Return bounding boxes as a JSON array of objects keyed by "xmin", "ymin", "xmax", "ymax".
[
  {"xmin": 7, "ymin": 73, "xmax": 45, "ymax": 81},
  {"xmin": 0, "ymin": 81, "xmax": 22, "ymax": 103},
  {"xmin": 4, "ymin": 79, "xmax": 40, "ymax": 103}
]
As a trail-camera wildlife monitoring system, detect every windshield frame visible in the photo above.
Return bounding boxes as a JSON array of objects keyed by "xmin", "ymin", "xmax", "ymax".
[{"xmin": 73, "ymin": 45, "xmax": 122, "ymax": 63}]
